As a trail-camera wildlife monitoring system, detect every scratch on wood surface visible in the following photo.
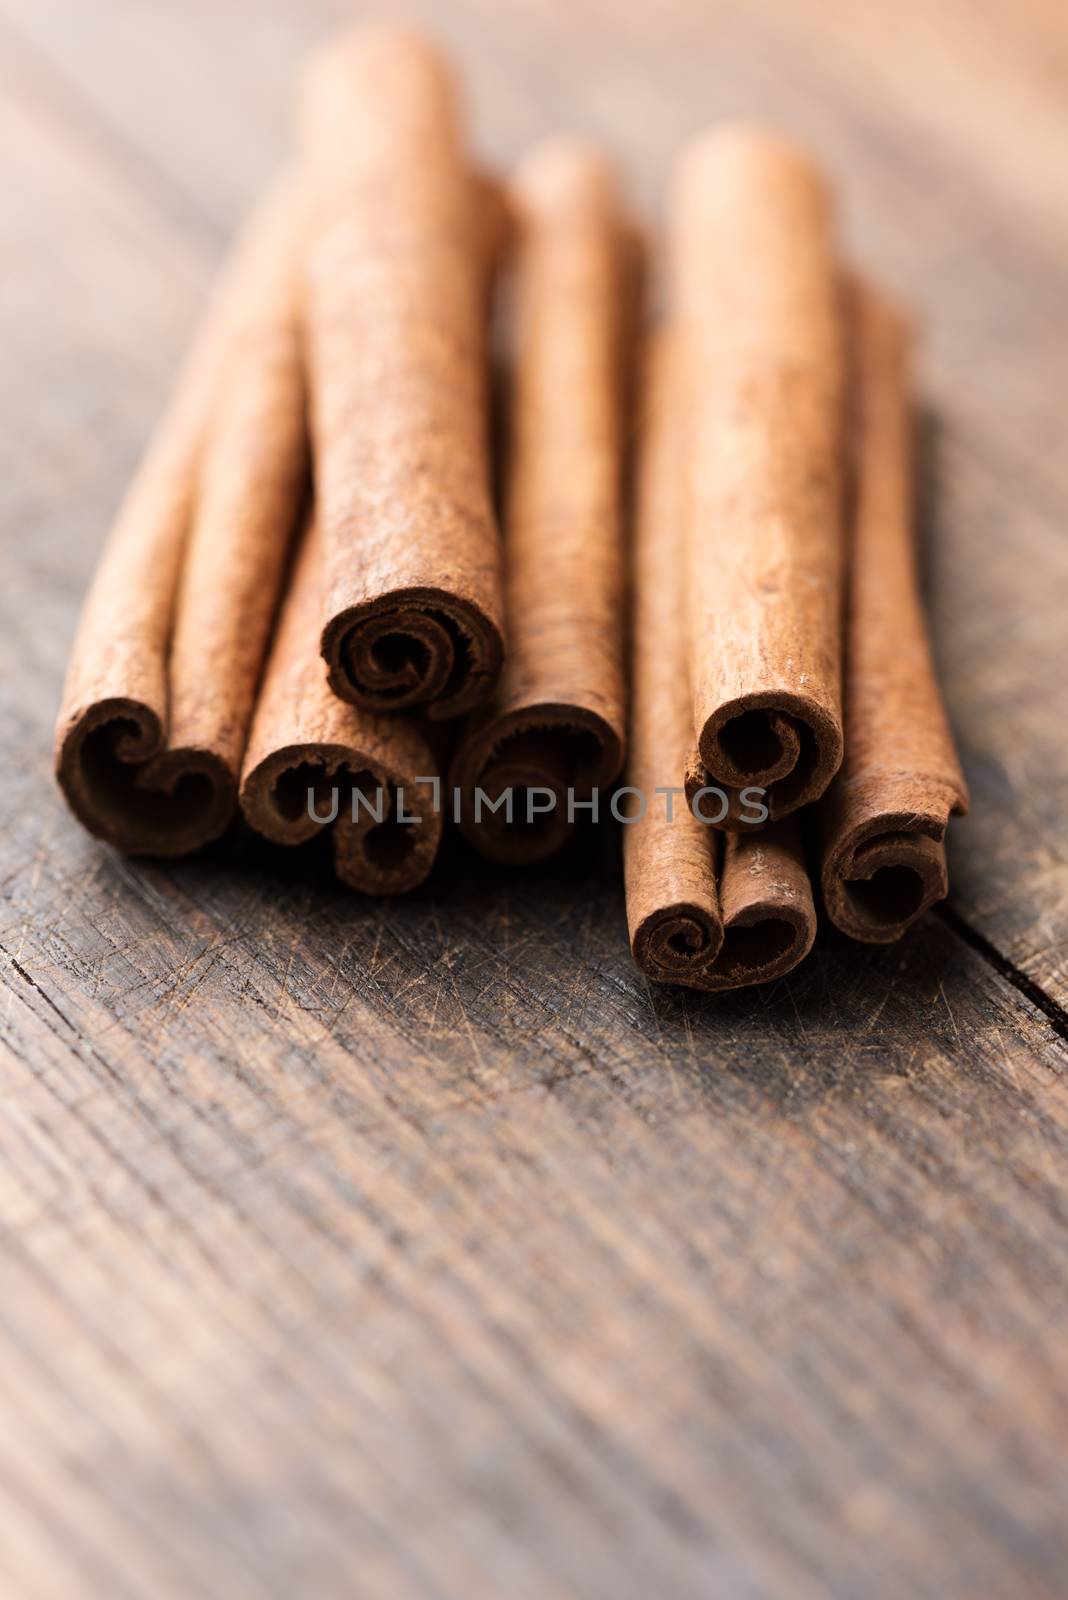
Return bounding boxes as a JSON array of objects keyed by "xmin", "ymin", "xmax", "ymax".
[
  {"xmin": 0, "ymin": 828, "xmax": 55, "ymax": 1012},
  {"xmin": 936, "ymin": 978, "xmax": 963, "ymax": 1049}
]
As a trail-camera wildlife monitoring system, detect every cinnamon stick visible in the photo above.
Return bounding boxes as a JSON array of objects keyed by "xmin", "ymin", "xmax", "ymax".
[
  {"xmin": 54, "ymin": 181, "xmax": 306, "ymax": 854},
  {"xmin": 450, "ymin": 140, "xmax": 632, "ymax": 863},
  {"xmin": 819, "ymin": 283, "xmax": 968, "ymax": 941},
  {"xmin": 297, "ymin": 24, "xmax": 505, "ymax": 721},
  {"xmin": 240, "ymin": 516, "xmax": 443, "ymax": 895},
  {"xmin": 625, "ymin": 339, "xmax": 817, "ymax": 991},
  {"xmin": 669, "ymin": 127, "xmax": 847, "ymax": 828}
]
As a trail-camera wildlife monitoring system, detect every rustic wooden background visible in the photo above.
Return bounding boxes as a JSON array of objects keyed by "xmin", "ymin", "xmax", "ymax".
[{"xmin": 1, "ymin": 1, "xmax": 1066, "ymax": 1596}]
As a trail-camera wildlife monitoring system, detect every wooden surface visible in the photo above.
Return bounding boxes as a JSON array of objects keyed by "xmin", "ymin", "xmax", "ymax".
[{"xmin": 1, "ymin": 2, "xmax": 1067, "ymax": 1595}]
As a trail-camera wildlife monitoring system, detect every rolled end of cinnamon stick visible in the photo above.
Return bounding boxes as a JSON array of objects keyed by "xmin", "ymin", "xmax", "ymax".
[
  {"xmin": 625, "ymin": 333, "xmax": 816, "ymax": 993},
  {"xmin": 684, "ymin": 691, "xmax": 845, "ymax": 828},
  {"xmin": 624, "ymin": 336, "xmax": 726, "ymax": 981},
  {"xmin": 55, "ymin": 179, "xmax": 308, "ymax": 858},
  {"xmin": 300, "ymin": 23, "xmax": 506, "ymax": 726},
  {"xmin": 451, "ymin": 706, "xmax": 623, "ymax": 865},
  {"xmin": 630, "ymin": 900, "xmax": 724, "ymax": 988},
  {"xmin": 627, "ymin": 815, "xmax": 816, "ymax": 993},
  {"xmin": 708, "ymin": 821, "xmax": 817, "ymax": 989},
  {"xmin": 241, "ymin": 740, "xmax": 441, "ymax": 896},
  {"xmin": 450, "ymin": 138, "xmax": 632, "ymax": 863},
  {"xmin": 53, "ymin": 388, "xmax": 221, "ymax": 855},
  {"xmin": 626, "ymin": 810, "xmax": 725, "ymax": 987},
  {"xmin": 55, "ymin": 697, "xmax": 235, "ymax": 857},
  {"xmin": 670, "ymin": 124, "xmax": 847, "ymax": 827},
  {"xmin": 241, "ymin": 518, "xmax": 443, "ymax": 895},
  {"xmin": 819, "ymin": 281, "xmax": 968, "ymax": 943},
  {"xmin": 821, "ymin": 791, "xmax": 956, "ymax": 944},
  {"xmin": 320, "ymin": 593, "xmax": 504, "ymax": 724}
]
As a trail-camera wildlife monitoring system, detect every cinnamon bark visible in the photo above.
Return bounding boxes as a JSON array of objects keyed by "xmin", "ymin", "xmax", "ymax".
[
  {"xmin": 820, "ymin": 283, "xmax": 968, "ymax": 942},
  {"xmin": 240, "ymin": 517, "xmax": 442, "ymax": 895},
  {"xmin": 297, "ymin": 24, "xmax": 505, "ymax": 720},
  {"xmin": 669, "ymin": 127, "xmax": 847, "ymax": 828},
  {"xmin": 54, "ymin": 181, "xmax": 306, "ymax": 855},
  {"xmin": 625, "ymin": 339, "xmax": 817, "ymax": 991},
  {"xmin": 450, "ymin": 140, "xmax": 632, "ymax": 863}
]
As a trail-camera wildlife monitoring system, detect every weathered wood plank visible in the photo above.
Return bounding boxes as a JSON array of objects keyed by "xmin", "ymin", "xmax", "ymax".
[
  {"xmin": 2, "ymin": 834, "xmax": 1068, "ymax": 1598},
  {"xmin": 926, "ymin": 422, "xmax": 1068, "ymax": 999},
  {"xmin": 0, "ymin": 5, "xmax": 1066, "ymax": 1597}
]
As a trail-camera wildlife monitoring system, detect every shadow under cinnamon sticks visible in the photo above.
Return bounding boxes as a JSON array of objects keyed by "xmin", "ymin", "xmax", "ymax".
[
  {"xmin": 624, "ymin": 337, "xmax": 817, "ymax": 992},
  {"xmin": 450, "ymin": 138, "xmax": 634, "ymax": 864}
]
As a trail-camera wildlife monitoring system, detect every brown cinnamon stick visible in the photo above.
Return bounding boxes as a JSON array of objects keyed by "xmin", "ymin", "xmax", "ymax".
[
  {"xmin": 297, "ymin": 24, "xmax": 505, "ymax": 721},
  {"xmin": 820, "ymin": 283, "xmax": 968, "ymax": 941},
  {"xmin": 450, "ymin": 140, "xmax": 632, "ymax": 863},
  {"xmin": 240, "ymin": 516, "xmax": 443, "ymax": 895},
  {"xmin": 625, "ymin": 339, "xmax": 817, "ymax": 991},
  {"xmin": 669, "ymin": 127, "xmax": 847, "ymax": 828},
  {"xmin": 54, "ymin": 181, "xmax": 307, "ymax": 854}
]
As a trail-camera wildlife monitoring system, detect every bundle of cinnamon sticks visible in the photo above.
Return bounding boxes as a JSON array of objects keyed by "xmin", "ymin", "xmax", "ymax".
[{"xmin": 54, "ymin": 23, "xmax": 968, "ymax": 990}]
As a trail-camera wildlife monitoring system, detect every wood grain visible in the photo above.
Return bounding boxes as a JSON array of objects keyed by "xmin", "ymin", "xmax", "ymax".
[
  {"xmin": 2, "ymin": 837, "xmax": 1067, "ymax": 1600},
  {"xmin": 0, "ymin": 2, "xmax": 1066, "ymax": 1595}
]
